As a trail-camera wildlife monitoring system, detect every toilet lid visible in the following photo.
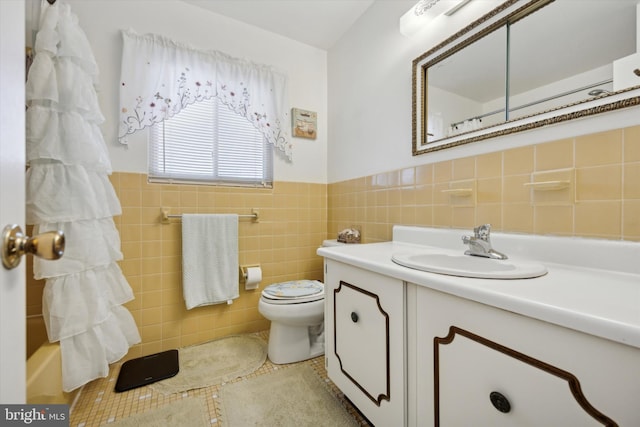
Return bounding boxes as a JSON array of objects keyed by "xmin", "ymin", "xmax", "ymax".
[{"xmin": 262, "ymin": 280, "xmax": 324, "ymax": 302}]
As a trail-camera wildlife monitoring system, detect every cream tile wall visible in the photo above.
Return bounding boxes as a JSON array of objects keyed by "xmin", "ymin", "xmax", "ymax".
[
  {"xmin": 329, "ymin": 125, "xmax": 640, "ymax": 243},
  {"xmin": 26, "ymin": 125, "xmax": 639, "ymax": 359},
  {"xmin": 111, "ymin": 176, "xmax": 328, "ymax": 359},
  {"xmin": 27, "ymin": 178, "xmax": 327, "ymax": 360}
]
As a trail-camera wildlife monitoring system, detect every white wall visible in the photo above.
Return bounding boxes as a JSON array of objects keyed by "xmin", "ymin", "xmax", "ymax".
[
  {"xmin": 327, "ymin": 0, "xmax": 640, "ymax": 184},
  {"xmin": 30, "ymin": 0, "xmax": 328, "ymax": 183}
]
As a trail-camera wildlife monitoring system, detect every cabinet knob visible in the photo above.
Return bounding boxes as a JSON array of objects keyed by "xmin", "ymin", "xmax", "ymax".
[
  {"xmin": 489, "ymin": 391, "xmax": 511, "ymax": 413},
  {"xmin": 350, "ymin": 312, "xmax": 359, "ymax": 323}
]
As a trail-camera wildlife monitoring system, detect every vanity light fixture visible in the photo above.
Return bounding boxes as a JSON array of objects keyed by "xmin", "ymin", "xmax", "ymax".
[
  {"xmin": 400, "ymin": 0, "xmax": 473, "ymax": 37},
  {"xmin": 415, "ymin": 0, "xmax": 472, "ymax": 17},
  {"xmin": 414, "ymin": 0, "xmax": 442, "ymax": 16}
]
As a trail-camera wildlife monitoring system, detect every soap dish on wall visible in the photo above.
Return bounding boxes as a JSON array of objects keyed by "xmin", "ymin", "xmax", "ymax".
[
  {"xmin": 441, "ymin": 188, "xmax": 474, "ymax": 197},
  {"xmin": 525, "ymin": 168, "xmax": 574, "ymax": 205},
  {"xmin": 523, "ymin": 180, "xmax": 571, "ymax": 191}
]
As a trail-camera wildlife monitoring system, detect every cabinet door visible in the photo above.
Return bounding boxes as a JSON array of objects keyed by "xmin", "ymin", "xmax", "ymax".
[
  {"xmin": 325, "ymin": 261, "xmax": 405, "ymax": 426},
  {"xmin": 415, "ymin": 286, "xmax": 634, "ymax": 427},
  {"xmin": 436, "ymin": 327, "xmax": 612, "ymax": 426},
  {"xmin": 335, "ymin": 281, "xmax": 389, "ymax": 403}
]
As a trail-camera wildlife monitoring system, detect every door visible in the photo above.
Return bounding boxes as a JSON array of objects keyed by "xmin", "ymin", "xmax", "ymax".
[{"xmin": 0, "ymin": 0, "xmax": 26, "ymax": 404}]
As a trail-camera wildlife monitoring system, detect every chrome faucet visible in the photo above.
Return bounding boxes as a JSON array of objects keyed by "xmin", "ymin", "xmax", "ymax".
[{"xmin": 462, "ymin": 224, "xmax": 508, "ymax": 260}]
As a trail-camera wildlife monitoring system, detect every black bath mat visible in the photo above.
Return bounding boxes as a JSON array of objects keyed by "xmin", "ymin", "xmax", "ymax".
[{"xmin": 115, "ymin": 349, "xmax": 179, "ymax": 392}]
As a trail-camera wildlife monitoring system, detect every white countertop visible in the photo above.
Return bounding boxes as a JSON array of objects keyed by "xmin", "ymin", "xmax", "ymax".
[{"xmin": 318, "ymin": 226, "xmax": 640, "ymax": 349}]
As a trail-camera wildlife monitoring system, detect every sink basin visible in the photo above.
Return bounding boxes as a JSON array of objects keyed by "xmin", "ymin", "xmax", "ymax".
[{"xmin": 391, "ymin": 251, "xmax": 547, "ymax": 279}]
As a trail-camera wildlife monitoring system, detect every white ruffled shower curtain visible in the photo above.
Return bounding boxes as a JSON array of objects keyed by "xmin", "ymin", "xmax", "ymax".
[
  {"xmin": 26, "ymin": 0, "xmax": 140, "ymax": 392},
  {"xmin": 118, "ymin": 29, "xmax": 292, "ymax": 160}
]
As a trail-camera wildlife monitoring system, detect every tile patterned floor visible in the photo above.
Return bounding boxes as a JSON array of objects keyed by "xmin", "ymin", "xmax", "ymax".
[{"xmin": 70, "ymin": 331, "xmax": 371, "ymax": 426}]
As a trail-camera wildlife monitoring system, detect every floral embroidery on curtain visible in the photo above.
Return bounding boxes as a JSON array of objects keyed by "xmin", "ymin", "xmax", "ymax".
[{"xmin": 118, "ymin": 29, "xmax": 292, "ymax": 160}]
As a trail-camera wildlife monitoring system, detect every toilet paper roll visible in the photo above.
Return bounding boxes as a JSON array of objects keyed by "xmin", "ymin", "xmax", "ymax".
[{"xmin": 245, "ymin": 266, "xmax": 262, "ymax": 290}]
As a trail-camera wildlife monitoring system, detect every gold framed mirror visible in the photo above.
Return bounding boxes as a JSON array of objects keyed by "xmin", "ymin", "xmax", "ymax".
[{"xmin": 412, "ymin": 0, "xmax": 640, "ymax": 156}]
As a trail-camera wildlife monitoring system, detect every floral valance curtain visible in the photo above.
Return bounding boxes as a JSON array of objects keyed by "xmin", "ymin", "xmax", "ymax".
[{"xmin": 118, "ymin": 29, "xmax": 292, "ymax": 160}]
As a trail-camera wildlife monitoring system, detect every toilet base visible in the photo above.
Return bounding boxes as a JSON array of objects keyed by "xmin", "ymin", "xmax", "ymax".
[{"xmin": 267, "ymin": 322, "xmax": 324, "ymax": 364}]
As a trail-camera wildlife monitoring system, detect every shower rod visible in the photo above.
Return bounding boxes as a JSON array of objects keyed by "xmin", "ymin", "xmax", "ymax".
[{"xmin": 450, "ymin": 78, "xmax": 613, "ymax": 127}]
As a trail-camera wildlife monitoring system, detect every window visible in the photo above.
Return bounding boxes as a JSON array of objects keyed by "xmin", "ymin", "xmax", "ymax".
[{"xmin": 149, "ymin": 98, "xmax": 273, "ymax": 187}]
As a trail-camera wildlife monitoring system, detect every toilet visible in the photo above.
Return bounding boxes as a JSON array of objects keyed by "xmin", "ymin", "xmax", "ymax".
[{"xmin": 258, "ymin": 239, "xmax": 344, "ymax": 364}]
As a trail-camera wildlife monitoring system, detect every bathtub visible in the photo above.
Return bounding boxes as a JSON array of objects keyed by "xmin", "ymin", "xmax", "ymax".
[{"xmin": 26, "ymin": 316, "xmax": 79, "ymax": 405}]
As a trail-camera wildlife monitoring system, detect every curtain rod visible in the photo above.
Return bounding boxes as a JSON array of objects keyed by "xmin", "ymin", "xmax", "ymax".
[{"xmin": 160, "ymin": 208, "xmax": 259, "ymax": 224}]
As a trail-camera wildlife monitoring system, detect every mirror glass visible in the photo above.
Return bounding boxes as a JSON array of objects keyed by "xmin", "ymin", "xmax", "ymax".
[
  {"xmin": 508, "ymin": 0, "xmax": 636, "ymax": 122},
  {"xmin": 413, "ymin": 0, "xmax": 640, "ymax": 155},
  {"xmin": 427, "ymin": 27, "xmax": 507, "ymax": 141}
]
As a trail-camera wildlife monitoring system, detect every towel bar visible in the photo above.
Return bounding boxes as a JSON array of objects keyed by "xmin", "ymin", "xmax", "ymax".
[{"xmin": 160, "ymin": 208, "xmax": 259, "ymax": 223}]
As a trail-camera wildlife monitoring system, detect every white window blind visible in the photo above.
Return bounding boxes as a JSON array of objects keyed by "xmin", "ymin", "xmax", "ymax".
[{"xmin": 149, "ymin": 98, "xmax": 273, "ymax": 187}]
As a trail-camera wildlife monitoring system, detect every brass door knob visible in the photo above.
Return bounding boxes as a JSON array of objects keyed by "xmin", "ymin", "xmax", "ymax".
[{"xmin": 2, "ymin": 224, "xmax": 65, "ymax": 270}]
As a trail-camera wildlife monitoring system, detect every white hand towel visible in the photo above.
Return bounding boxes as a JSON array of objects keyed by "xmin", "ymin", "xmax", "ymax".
[{"xmin": 182, "ymin": 214, "xmax": 239, "ymax": 309}]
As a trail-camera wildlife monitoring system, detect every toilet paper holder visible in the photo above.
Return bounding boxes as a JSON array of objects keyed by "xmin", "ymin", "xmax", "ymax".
[
  {"xmin": 240, "ymin": 264, "xmax": 262, "ymax": 290},
  {"xmin": 240, "ymin": 264, "xmax": 261, "ymax": 281}
]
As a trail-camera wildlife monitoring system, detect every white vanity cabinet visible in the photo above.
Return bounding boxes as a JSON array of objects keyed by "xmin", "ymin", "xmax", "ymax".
[
  {"xmin": 413, "ymin": 286, "xmax": 640, "ymax": 427},
  {"xmin": 319, "ymin": 226, "xmax": 640, "ymax": 426},
  {"xmin": 324, "ymin": 260, "xmax": 406, "ymax": 426}
]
